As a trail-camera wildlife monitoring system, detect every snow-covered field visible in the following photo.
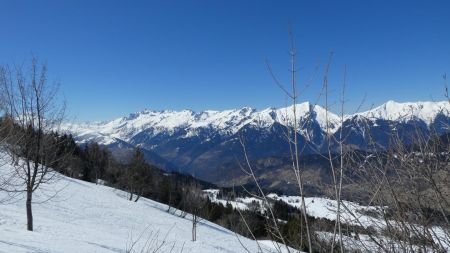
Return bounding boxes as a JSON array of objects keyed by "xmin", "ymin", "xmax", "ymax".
[
  {"xmin": 205, "ymin": 190, "xmax": 383, "ymax": 227},
  {"xmin": 205, "ymin": 190, "xmax": 450, "ymax": 252},
  {"xmin": 266, "ymin": 193, "xmax": 383, "ymax": 228},
  {"xmin": 0, "ymin": 170, "xmax": 296, "ymax": 253}
]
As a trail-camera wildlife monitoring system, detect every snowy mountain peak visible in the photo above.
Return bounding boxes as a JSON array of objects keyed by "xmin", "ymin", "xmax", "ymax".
[
  {"xmin": 357, "ymin": 100, "xmax": 450, "ymax": 124},
  {"xmin": 63, "ymin": 100, "xmax": 450, "ymax": 147},
  {"xmin": 66, "ymin": 104, "xmax": 312, "ymax": 146}
]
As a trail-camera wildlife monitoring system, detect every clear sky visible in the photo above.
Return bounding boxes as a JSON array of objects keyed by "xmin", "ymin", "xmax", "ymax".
[{"xmin": 1, "ymin": 0, "xmax": 449, "ymax": 121}]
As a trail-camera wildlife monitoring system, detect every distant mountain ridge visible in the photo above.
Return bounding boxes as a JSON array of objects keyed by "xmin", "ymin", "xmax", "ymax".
[
  {"xmin": 65, "ymin": 102, "xmax": 338, "ymax": 144},
  {"xmin": 62, "ymin": 100, "xmax": 450, "ymax": 180}
]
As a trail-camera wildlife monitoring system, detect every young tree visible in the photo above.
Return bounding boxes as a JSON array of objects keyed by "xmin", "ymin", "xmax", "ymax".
[
  {"xmin": 0, "ymin": 57, "xmax": 67, "ymax": 231},
  {"xmin": 130, "ymin": 148, "xmax": 153, "ymax": 202},
  {"xmin": 120, "ymin": 148, "xmax": 152, "ymax": 202},
  {"xmin": 237, "ymin": 29, "xmax": 314, "ymax": 252},
  {"xmin": 84, "ymin": 142, "xmax": 109, "ymax": 184},
  {"xmin": 182, "ymin": 183, "xmax": 206, "ymax": 241}
]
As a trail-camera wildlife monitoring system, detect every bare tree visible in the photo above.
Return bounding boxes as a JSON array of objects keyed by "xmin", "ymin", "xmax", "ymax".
[
  {"xmin": 120, "ymin": 148, "xmax": 152, "ymax": 202},
  {"xmin": 444, "ymin": 73, "xmax": 449, "ymax": 104},
  {"xmin": 0, "ymin": 57, "xmax": 66, "ymax": 231},
  {"xmin": 182, "ymin": 182, "xmax": 206, "ymax": 241},
  {"xmin": 233, "ymin": 26, "xmax": 450, "ymax": 252},
  {"xmin": 125, "ymin": 225, "xmax": 181, "ymax": 253},
  {"xmin": 332, "ymin": 103, "xmax": 450, "ymax": 252},
  {"xmin": 84, "ymin": 142, "xmax": 109, "ymax": 184},
  {"xmin": 131, "ymin": 148, "xmax": 153, "ymax": 202},
  {"xmin": 235, "ymin": 29, "xmax": 317, "ymax": 253}
]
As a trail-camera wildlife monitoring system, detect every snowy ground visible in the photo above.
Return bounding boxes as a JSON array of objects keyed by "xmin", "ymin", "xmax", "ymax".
[
  {"xmin": 205, "ymin": 190, "xmax": 450, "ymax": 252},
  {"xmin": 204, "ymin": 190, "xmax": 383, "ymax": 228},
  {"xmin": 266, "ymin": 193, "xmax": 383, "ymax": 228},
  {"xmin": 0, "ymin": 171, "xmax": 298, "ymax": 253}
]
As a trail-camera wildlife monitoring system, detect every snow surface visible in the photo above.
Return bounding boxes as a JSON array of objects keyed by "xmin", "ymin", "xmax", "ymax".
[
  {"xmin": 207, "ymin": 191, "xmax": 450, "ymax": 252},
  {"xmin": 206, "ymin": 191, "xmax": 383, "ymax": 228},
  {"xmin": 356, "ymin": 100, "xmax": 450, "ymax": 124},
  {"xmin": 266, "ymin": 194, "xmax": 382, "ymax": 228},
  {"xmin": 0, "ymin": 166, "xmax": 299, "ymax": 253}
]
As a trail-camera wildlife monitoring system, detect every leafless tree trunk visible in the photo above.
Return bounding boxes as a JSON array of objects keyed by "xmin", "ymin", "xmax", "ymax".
[
  {"xmin": 120, "ymin": 148, "xmax": 152, "ymax": 202},
  {"xmin": 444, "ymin": 73, "xmax": 449, "ymax": 104},
  {"xmin": 182, "ymin": 182, "xmax": 206, "ymax": 242},
  {"xmin": 0, "ymin": 57, "xmax": 67, "ymax": 231},
  {"xmin": 236, "ymin": 28, "xmax": 316, "ymax": 253},
  {"xmin": 269, "ymin": 28, "xmax": 313, "ymax": 252}
]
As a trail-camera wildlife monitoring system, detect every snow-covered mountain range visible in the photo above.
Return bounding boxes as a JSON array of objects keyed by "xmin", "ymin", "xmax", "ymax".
[
  {"xmin": 64, "ymin": 102, "xmax": 339, "ymax": 145},
  {"xmin": 63, "ymin": 100, "xmax": 450, "ymax": 180}
]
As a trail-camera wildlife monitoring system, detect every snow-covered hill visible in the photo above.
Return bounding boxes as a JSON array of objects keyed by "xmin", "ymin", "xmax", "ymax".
[{"xmin": 0, "ymin": 166, "xmax": 295, "ymax": 253}]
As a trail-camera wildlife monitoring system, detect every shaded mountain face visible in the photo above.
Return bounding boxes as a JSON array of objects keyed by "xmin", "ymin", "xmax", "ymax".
[
  {"xmin": 63, "ymin": 101, "xmax": 450, "ymax": 181},
  {"xmin": 105, "ymin": 139, "xmax": 179, "ymax": 171},
  {"xmin": 211, "ymin": 155, "xmax": 335, "ymax": 196}
]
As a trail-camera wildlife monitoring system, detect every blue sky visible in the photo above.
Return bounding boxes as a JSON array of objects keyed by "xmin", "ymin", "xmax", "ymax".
[{"xmin": 1, "ymin": 1, "xmax": 449, "ymax": 121}]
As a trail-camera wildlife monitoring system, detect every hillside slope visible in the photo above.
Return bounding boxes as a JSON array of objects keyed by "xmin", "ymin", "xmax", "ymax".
[{"xmin": 0, "ymin": 169, "xmax": 294, "ymax": 253}]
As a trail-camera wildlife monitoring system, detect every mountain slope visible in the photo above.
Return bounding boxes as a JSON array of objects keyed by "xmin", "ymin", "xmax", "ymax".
[
  {"xmin": 335, "ymin": 101, "xmax": 450, "ymax": 150},
  {"xmin": 0, "ymin": 165, "xmax": 292, "ymax": 253}
]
